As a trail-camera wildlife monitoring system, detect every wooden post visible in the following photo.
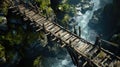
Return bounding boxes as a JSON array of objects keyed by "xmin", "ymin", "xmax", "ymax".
[
  {"xmin": 66, "ymin": 46, "xmax": 79, "ymax": 66},
  {"xmin": 74, "ymin": 25, "xmax": 77, "ymax": 34},
  {"xmin": 43, "ymin": 23, "xmax": 46, "ymax": 33},
  {"xmin": 79, "ymin": 26, "xmax": 81, "ymax": 37},
  {"xmin": 65, "ymin": 22, "xmax": 69, "ymax": 29},
  {"xmin": 94, "ymin": 36, "xmax": 101, "ymax": 50}
]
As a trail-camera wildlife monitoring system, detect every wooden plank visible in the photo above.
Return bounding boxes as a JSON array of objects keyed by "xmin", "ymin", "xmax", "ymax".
[
  {"xmin": 64, "ymin": 35, "xmax": 73, "ymax": 43},
  {"xmin": 44, "ymin": 22, "xmax": 53, "ymax": 28},
  {"xmin": 34, "ymin": 15, "xmax": 41, "ymax": 21},
  {"xmin": 24, "ymin": 9, "xmax": 29, "ymax": 13},
  {"xmin": 46, "ymin": 24, "xmax": 54, "ymax": 31},
  {"xmin": 39, "ymin": 19, "xmax": 47, "ymax": 24},
  {"xmin": 64, "ymin": 34, "xmax": 72, "ymax": 41},
  {"xmin": 36, "ymin": 17, "xmax": 44, "ymax": 22},
  {"xmin": 89, "ymin": 48, "xmax": 98, "ymax": 57},
  {"xmin": 66, "ymin": 36, "xmax": 76, "ymax": 43},
  {"xmin": 37, "ymin": 18, "xmax": 47, "ymax": 24},
  {"xmin": 19, "ymin": 6, "xmax": 25, "ymax": 11},
  {"xmin": 50, "ymin": 26, "xmax": 59, "ymax": 32},
  {"xmin": 71, "ymin": 39, "xmax": 80, "ymax": 45},
  {"xmin": 26, "ymin": 11, "xmax": 35, "ymax": 17},
  {"xmin": 54, "ymin": 29, "xmax": 61, "ymax": 34},
  {"xmin": 76, "ymin": 42, "xmax": 85, "ymax": 50},
  {"xmin": 60, "ymin": 32, "xmax": 68, "ymax": 37},
  {"xmin": 25, "ymin": 11, "xmax": 34, "ymax": 15},
  {"xmin": 32, "ymin": 14, "xmax": 39, "ymax": 19},
  {"xmin": 62, "ymin": 34, "xmax": 70, "ymax": 40},
  {"xmin": 82, "ymin": 61, "xmax": 87, "ymax": 67},
  {"xmin": 34, "ymin": 15, "xmax": 41, "ymax": 19},
  {"xmin": 101, "ymin": 58, "xmax": 108, "ymax": 65},
  {"xmin": 84, "ymin": 45, "xmax": 93, "ymax": 54},
  {"xmin": 74, "ymin": 41, "xmax": 82, "ymax": 48},
  {"xmin": 79, "ymin": 44, "xmax": 88, "ymax": 51},
  {"xmin": 51, "ymin": 27, "xmax": 61, "ymax": 34},
  {"xmin": 47, "ymin": 24, "xmax": 55, "ymax": 31},
  {"xmin": 81, "ymin": 44, "xmax": 90, "ymax": 52},
  {"xmin": 55, "ymin": 30, "xmax": 64, "ymax": 36},
  {"xmin": 69, "ymin": 36, "xmax": 77, "ymax": 42},
  {"xmin": 44, "ymin": 21, "xmax": 52, "ymax": 25},
  {"xmin": 19, "ymin": 6, "xmax": 25, "ymax": 10}
]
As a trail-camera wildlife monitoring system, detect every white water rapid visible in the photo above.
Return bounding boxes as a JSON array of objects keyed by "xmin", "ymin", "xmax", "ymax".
[{"xmin": 52, "ymin": 0, "xmax": 101, "ymax": 67}]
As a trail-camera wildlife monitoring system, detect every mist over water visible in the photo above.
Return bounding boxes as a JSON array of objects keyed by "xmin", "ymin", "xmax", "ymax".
[
  {"xmin": 50, "ymin": 0, "xmax": 101, "ymax": 67},
  {"xmin": 73, "ymin": 0, "xmax": 112, "ymax": 43},
  {"xmin": 75, "ymin": 0, "xmax": 100, "ymax": 43}
]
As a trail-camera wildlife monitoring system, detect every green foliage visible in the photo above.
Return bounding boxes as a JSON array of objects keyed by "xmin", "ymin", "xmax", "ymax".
[
  {"xmin": 35, "ymin": 0, "xmax": 77, "ymax": 25},
  {"xmin": 0, "ymin": 17, "xmax": 3, "ymax": 23},
  {"xmin": 0, "ymin": 44, "xmax": 5, "ymax": 58},
  {"xmin": 58, "ymin": 2, "xmax": 76, "ymax": 15},
  {"xmin": 62, "ymin": 14, "xmax": 70, "ymax": 24},
  {"xmin": 58, "ymin": 4, "xmax": 70, "ymax": 12},
  {"xmin": 0, "ymin": 1, "xmax": 10, "ymax": 15},
  {"xmin": 0, "ymin": 44, "xmax": 5, "ymax": 64},
  {"xmin": 98, "ymin": 51, "xmax": 106, "ymax": 59},
  {"xmin": 38, "ymin": 31, "xmax": 48, "ymax": 46},
  {"xmin": 5, "ymin": 27, "xmax": 24, "ymax": 46},
  {"xmin": 33, "ymin": 56, "xmax": 41, "ymax": 67},
  {"xmin": 35, "ymin": 0, "xmax": 53, "ymax": 16},
  {"xmin": 53, "ymin": 0, "xmax": 76, "ymax": 25}
]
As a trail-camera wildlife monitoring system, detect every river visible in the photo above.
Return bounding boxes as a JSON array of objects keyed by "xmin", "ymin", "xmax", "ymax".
[
  {"xmin": 49, "ymin": 0, "xmax": 112, "ymax": 67},
  {"xmin": 6, "ymin": 0, "xmax": 113, "ymax": 67}
]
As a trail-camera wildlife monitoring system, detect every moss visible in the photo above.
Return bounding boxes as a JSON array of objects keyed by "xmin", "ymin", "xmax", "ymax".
[
  {"xmin": 61, "ymin": 14, "xmax": 70, "ymax": 25},
  {"xmin": 0, "ymin": 44, "xmax": 5, "ymax": 63},
  {"xmin": 58, "ymin": 4, "xmax": 70, "ymax": 12},
  {"xmin": 98, "ymin": 51, "xmax": 106, "ymax": 59},
  {"xmin": 33, "ymin": 56, "xmax": 42, "ymax": 67},
  {"xmin": 38, "ymin": 31, "xmax": 48, "ymax": 46},
  {"xmin": 0, "ymin": 1, "xmax": 10, "ymax": 15},
  {"xmin": 0, "ymin": 44, "xmax": 5, "ymax": 58},
  {"xmin": 2, "ymin": 26, "xmax": 25, "ymax": 46},
  {"xmin": 0, "ymin": 17, "xmax": 3, "ymax": 23},
  {"xmin": 35, "ymin": 0, "xmax": 52, "ymax": 16},
  {"xmin": 34, "ymin": 0, "xmax": 77, "ymax": 26}
]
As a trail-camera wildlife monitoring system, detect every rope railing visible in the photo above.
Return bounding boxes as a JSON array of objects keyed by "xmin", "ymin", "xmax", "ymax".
[{"xmin": 101, "ymin": 39, "xmax": 119, "ymax": 47}]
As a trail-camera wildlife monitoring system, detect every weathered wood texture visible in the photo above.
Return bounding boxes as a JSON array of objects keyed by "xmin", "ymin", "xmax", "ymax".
[{"xmin": 12, "ymin": 3, "xmax": 120, "ymax": 67}]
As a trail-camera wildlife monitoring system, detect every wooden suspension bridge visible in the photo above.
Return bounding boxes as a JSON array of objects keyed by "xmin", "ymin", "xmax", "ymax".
[{"xmin": 8, "ymin": 0, "xmax": 120, "ymax": 67}]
